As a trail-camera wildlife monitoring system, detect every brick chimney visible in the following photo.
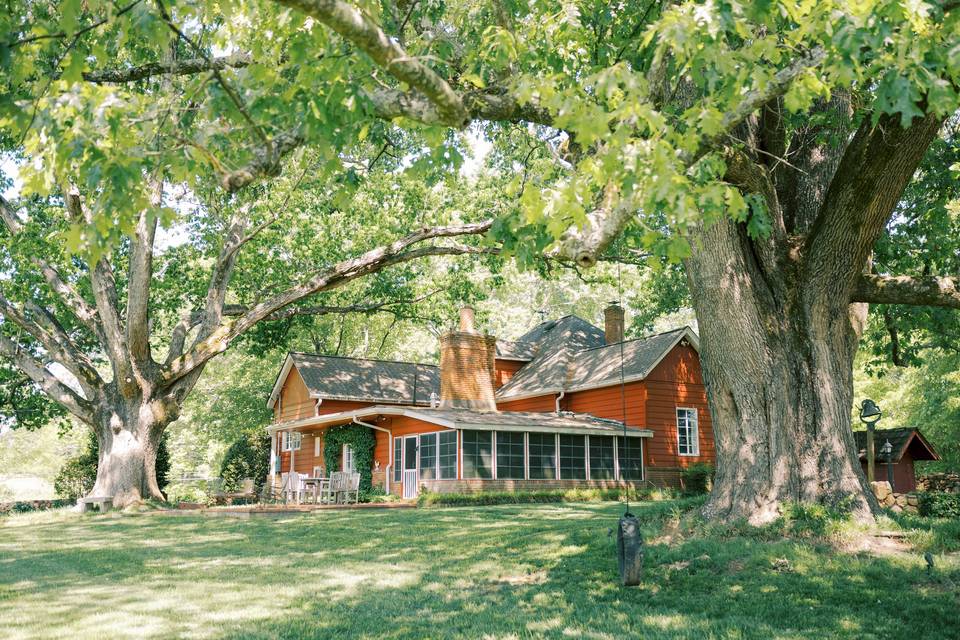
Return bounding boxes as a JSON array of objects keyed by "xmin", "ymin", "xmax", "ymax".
[
  {"xmin": 439, "ymin": 306, "xmax": 497, "ymax": 411},
  {"xmin": 604, "ymin": 303, "xmax": 625, "ymax": 344}
]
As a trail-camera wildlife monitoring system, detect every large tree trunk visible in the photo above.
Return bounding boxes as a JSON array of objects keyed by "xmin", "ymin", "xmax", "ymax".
[
  {"xmin": 686, "ymin": 218, "xmax": 879, "ymax": 523},
  {"xmin": 88, "ymin": 399, "xmax": 172, "ymax": 506}
]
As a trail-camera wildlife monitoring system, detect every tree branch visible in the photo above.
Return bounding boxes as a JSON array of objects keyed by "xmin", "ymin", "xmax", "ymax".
[
  {"xmin": 852, "ymin": 274, "xmax": 960, "ymax": 308},
  {"xmin": 160, "ymin": 220, "xmax": 493, "ymax": 386},
  {"xmin": 0, "ymin": 335, "xmax": 93, "ymax": 423},
  {"xmin": 552, "ymin": 46, "xmax": 827, "ymax": 267},
  {"xmin": 275, "ymin": 0, "xmax": 469, "ymax": 127},
  {"xmin": 0, "ymin": 196, "xmax": 104, "ymax": 343},
  {"xmin": 77, "ymin": 53, "xmax": 252, "ymax": 83}
]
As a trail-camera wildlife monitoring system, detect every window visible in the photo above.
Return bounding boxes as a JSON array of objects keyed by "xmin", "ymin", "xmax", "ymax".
[
  {"xmin": 419, "ymin": 433, "xmax": 438, "ymax": 480},
  {"xmin": 559, "ymin": 434, "xmax": 586, "ymax": 480},
  {"xmin": 589, "ymin": 436, "xmax": 615, "ymax": 480},
  {"xmin": 343, "ymin": 444, "xmax": 355, "ymax": 472},
  {"xmin": 527, "ymin": 433, "xmax": 557, "ymax": 480},
  {"xmin": 393, "ymin": 437, "xmax": 402, "ymax": 482},
  {"xmin": 677, "ymin": 408, "xmax": 700, "ymax": 456},
  {"xmin": 281, "ymin": 431, "xmax": 302, "ymax": 452},
  {"xmin": 496, "ymin": 432, "xmax": 525, "ymax": 479},
  {"xmin": 438, "ymin": 431, "xmax": 457, "ymax": 479},
  {"xmin": 462, "ymin": 431, "xmax": 493, "ymax": 479},
  {"xmin": 617, "ymin": 437, "xmax": 643, "ymax": 480}
]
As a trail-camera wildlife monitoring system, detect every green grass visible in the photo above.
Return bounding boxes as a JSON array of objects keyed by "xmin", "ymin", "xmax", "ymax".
[{"xmin": 1, "ymin": 499, "xmax": 958, "ymax": 640}]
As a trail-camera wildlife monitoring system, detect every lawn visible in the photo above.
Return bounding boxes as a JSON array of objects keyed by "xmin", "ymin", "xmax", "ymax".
[{"xmin": 1, "ymin": 499, "xmax": 958, "ymax": 640}]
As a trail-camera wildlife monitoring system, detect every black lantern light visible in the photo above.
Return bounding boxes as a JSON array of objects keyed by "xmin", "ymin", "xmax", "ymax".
[{"xmin": 881, "ymin": 439, "xmax": 895, "ymax": 490}]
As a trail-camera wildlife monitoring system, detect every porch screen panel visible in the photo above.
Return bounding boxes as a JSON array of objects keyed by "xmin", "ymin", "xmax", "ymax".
[
  {"xmin": 462, "ymin": 431, "xmax": 493, "ymax": 479},
  {"xmin": 419, "ymin": 433, "xmax": 437, "ymax": 480},
  {"xmin": 438, "ymin": 431, "xmax": 457, "ymax": 479},
  {"xmin": 527, "ymin": 433, "xmax": 556, "ymax": 480},
  {"xmin": 393, "ymin": 438, "xmax": 402, "ymax": 483},
  {"xmin": 496, "ymin": 432, "xmax": 525, "ymax": 479},
  {"xmin": 617, "ymin": 437, "xmax": 643, "ymax": 480},
  {"xmin": 559, "ymin": 435, "xmax": 586, "ymax": 479},
  {"xmin": 589, "ymin": 436, "xmax": 616, "ymax": 480}
]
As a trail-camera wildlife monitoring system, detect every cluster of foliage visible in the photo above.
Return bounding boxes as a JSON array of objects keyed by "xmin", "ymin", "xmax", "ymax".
[
  {"xmin": 218, "ymin": 431, "xmax": 271, "ymax": 493},
  {"xmin": 417, "ymin": 486, "xmax": 676, "ymax": 507},
  {"xmin": 53, "ymin": 430, "xmax": 170, "ymax": 501},
  {"xmin": 0, "ymin": 499, "xmax": 74, "ymax": 515},
  {"xmin": 917, "ymin": 492, "xmax": 960, "ymax": 519},
  {"xmin": 680, "ymin": 462, "xmax": 714, "ymax": 494},
  {"xmin": 854, "ymin": 351, "xmax": 960, "ymax": 472},
  {"xmin": 322, "ymin": 424, "xmax": 376, "ymax": 494}
]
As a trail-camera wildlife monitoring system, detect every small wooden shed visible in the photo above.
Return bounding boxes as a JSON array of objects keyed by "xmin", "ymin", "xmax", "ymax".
[{"xmin": 854, "ymin": 427, "xmax": 940, "ymax": 493}]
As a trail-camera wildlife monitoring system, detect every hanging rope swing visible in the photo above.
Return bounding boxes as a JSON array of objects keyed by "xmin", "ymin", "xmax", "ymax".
[{"xmin": 613, "ymin": 254, "xmax": 644, "ymax": 586}]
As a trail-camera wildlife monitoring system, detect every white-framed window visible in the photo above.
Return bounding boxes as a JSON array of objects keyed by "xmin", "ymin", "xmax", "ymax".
[
  {"xmin": 343, "ymin": 444, "xmax": 355, "ymax": 472},
  {"xmin": 676, "ymin": 408, "xmax": 699, "ymax": 456},
  {"xmin": 281, "ymin": 431, "xmax": 302, "ymax": 452}
]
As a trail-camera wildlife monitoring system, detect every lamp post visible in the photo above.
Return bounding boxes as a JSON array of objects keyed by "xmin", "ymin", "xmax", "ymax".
[
  {"xmin": 859, "ymin": 399, "xmax": 882, "ymax": 483},
  {"xmin": 881, "ymin": 439, "xmax": 894, "ymax": 491}
]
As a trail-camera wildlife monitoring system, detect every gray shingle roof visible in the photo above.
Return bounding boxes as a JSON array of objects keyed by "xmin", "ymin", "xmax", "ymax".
[
  {"xmin": 495, "ymin": 340, "xmax": 538, "ymax": 360},
  {"xmin": 495, "ymin": 316, "xmax": 608, "ymax": 399},
  {"xmin": 291, "ymin": 353, "xmax": 439, "ymax": 405},
  {"xmin": 853, "ymin": 427, "xmax": 939, "ymax": 462},
  {"xmin": 496, "ymin": 323, "xmax": 693, "ymax": 400}
]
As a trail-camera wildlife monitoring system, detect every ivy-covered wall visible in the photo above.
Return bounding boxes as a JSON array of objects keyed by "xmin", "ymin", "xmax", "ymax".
[{"xmin": 322, "ymin": 424, "xmax": 376, "ymax": 493}]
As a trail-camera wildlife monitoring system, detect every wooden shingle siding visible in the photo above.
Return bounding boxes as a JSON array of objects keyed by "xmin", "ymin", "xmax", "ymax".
[
  {"xmin": 644, "ymin": 344, "xmax": 713, "ymax": 468},
  {"xmin": 494, "ymin": 359, "xmax": 526, "ymax": 388},
  {"xmin": 497, "ymin": 395, "xmax": 557, "ymax": 412}
]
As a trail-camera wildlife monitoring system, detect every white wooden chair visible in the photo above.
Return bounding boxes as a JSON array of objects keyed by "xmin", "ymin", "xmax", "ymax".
[
  {"xmin": 319, "ymin": 471, "xmax": 344, "ymax": 504},
  {"xmin": 342, "ymin": 472, "xmax": 361, "ymax": 504}
]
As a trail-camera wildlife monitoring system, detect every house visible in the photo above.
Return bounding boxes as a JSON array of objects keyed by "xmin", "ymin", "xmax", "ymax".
[
  {"xmin": 854, "ymin": 427, "xmax": 940, "ymax": 492},
  {"xmin": 266, "ymin": 304, "xmax": 715, "ymax": 498}
]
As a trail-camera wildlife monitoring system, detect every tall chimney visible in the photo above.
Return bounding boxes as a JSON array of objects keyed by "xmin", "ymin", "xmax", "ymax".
[
  {"xmin": 439, "ymin": 306, "xmax": 497, "ymax": 411},
  {"xmin": 604, "ymin": 303, "xmax": 625, "ymax": 344}
]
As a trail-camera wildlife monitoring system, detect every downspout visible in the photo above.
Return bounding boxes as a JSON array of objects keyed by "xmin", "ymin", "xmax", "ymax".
[
  {"xmin": 315, "ymin": 398, "xmax": 322, "ymax": 416},
  {"xmin": 353, "ymin": 417, "xmax": 393, "ymax": 494},
  {"xmin": 555, "ymin": 391, "xmax": 565, "ymax": 415}
]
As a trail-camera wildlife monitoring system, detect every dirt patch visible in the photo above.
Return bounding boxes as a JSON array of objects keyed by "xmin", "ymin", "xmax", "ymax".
[{"xmin": 843, "ymin": 533, "xmax": 913, "ymax": 558}]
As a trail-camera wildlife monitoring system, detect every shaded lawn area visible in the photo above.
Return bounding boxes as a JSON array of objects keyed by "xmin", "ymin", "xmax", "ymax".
[{"xmin": 1, "ymin": 499, "xmax": 958, "ymax": 640}]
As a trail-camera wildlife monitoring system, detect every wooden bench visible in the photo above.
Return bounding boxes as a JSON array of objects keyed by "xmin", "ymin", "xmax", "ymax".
[{"xmin": 78, "ymin": 496, "xmax": 114, "ymax": 513}]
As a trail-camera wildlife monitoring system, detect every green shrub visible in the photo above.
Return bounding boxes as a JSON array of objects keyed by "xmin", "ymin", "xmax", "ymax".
[
  {"xmin": 323, "ymin": 424, "xmax": 376, "ymax": 494},
  {"xmin": 918, "ymin": 491, "xmax": 960, "ymax": 518},
  {"xmin": 219, "ymin": 431, "xmax": 271, "ymax": 493},
  {"xmin": 417, "ymin": 486, "xmax": 677, "ymax": 508},
  {"xmin": 53, "ymin": 429, "xmax": 171, "ymax": 500},
  {"xmin": 680, "ymin": 462, "xmax": 714, "ymax": 494},
  {"xmin": 0, "ymin": 499, "xmax": 74, "ymax": 516}
]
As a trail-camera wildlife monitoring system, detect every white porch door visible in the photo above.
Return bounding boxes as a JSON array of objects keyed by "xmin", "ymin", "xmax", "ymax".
[{"xmin": 402, "ymin": 435, "xmax": 418, "ymax": 499}]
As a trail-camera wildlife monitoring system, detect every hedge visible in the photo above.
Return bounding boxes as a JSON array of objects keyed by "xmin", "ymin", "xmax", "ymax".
[
  {"xmin": 417, "ymin": 486, "xmax": 676, "ymax": 507},
  {"xmin": 918, "ymin": 491, "xmax": 960, "ymax": 518},
  {"xmin": 0, "ymin": 499, "xmax": 74, "ymax": 516}
]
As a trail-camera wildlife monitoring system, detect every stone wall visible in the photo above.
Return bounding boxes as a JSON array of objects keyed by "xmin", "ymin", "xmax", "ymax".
[
  {"xmin": 869, "ymin": 481, "xmax": 919, "ymax": 514},
  {"xmin": 917, "ymin": 472, "xmax": 960, "ymax": 493}
]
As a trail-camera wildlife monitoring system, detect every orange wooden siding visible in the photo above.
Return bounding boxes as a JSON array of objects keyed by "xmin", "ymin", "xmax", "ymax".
[
  {"xmin": 564, "ymin": 381, "xmax": 646, "ymax": 428},
  {"xmin": 497, "ymin": 395, "xmax": 557, "ymax": 412},
  {"xmin": 643, "ymin": 344, "xmax": 713, "ymax": 468},
  {"xmin": 494, "ymin": 359, "xmax": 526, "ymax": 388}
]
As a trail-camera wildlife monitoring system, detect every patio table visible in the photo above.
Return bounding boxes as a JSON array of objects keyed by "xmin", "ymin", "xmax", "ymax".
[{"xmin": 302, "ymin": 477, "xmax": 329, "ymax": 504}]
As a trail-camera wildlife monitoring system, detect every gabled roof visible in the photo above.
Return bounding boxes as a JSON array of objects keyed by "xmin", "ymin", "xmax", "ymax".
[
  {"xmin": 496, "ymin": 324, "xmax": 699, "ymax": 401},
  {"xmin": 853, "ymin": 427, "xmax": 940, "ymax": 463},
  {"xmin": 494, "ymin": 316, "xmax": 609, "ymax": 400},
  {"xmin": 267, "ymin": 353, "xmax": 439, "ymax": 409},
  {"xmin": 494, "ymin": 339, "xmax": 538, "ymax": 361},
  {"xmin": 268, "ymin": 404, "xmax": 653, "ymax": 438}
]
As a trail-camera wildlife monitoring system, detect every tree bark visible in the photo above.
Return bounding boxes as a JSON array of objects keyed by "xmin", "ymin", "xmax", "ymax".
[
  {"xmin": 686, "ymin": 218, "xmax": 878, "ymax": 523},
  {"xmin": 89, "ymin": 396, "xmax": 174, "ymax": 506}
]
